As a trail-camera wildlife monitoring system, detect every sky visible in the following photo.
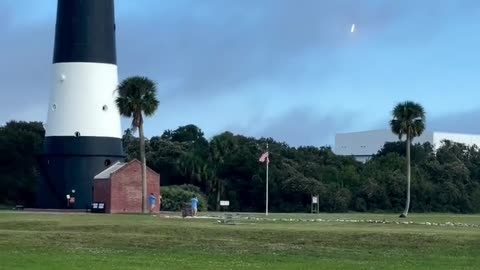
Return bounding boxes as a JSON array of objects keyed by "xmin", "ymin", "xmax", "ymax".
[{"xmin": 2, "ymin": 0, "xmax": 480, "ymax": 147}]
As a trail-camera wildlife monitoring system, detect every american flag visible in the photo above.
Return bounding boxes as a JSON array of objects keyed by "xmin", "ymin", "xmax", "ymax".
[{"xmin": 259, "ymin": 151, "xmax": 269, "ymax": 163}]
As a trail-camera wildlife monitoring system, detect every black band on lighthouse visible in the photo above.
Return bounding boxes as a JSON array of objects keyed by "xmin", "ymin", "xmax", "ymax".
[
  {"xmin": 53, "ymin": 0, "xmax": 117, "ymax": 64},
  {"xmin": 44, "ymin": 136, "xmax": 124, "ymax": 156}
]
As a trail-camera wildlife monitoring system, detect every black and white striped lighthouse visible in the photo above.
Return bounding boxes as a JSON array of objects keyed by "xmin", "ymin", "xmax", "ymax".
[{"xmin": 37, "ymin": 0, "xmax": 125, "ymax": 209}]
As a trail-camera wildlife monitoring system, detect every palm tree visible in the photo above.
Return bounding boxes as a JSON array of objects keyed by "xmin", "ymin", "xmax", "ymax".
[
  {"xmin": 209, "ymin": 132, "xmax": 237, "ymax": 210},
  {"xmin": 390, "ymin": 101, "xmax": 426, "ymax": 218},
  {"xmin": 115, "ymin": 76, "xmax": 159, "ymax": 213}
]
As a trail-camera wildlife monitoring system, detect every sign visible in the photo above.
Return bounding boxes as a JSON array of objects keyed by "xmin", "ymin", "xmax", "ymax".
[
  {"xmin": 312, "ymin": 196, "xmax": 318, "ymax": 204},
  {"xmin": 220, "ymin": 200, "xmax": 230, "ymax": 206},
  {"xmin": 91, "ymin": 202, "xmax": 106, "ymax": 213}
]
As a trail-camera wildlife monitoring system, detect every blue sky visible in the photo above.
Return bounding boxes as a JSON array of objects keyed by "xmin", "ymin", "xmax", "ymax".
[{"xmin": 1, "ymin": 0, "xmax": 480, "ymax": 147}]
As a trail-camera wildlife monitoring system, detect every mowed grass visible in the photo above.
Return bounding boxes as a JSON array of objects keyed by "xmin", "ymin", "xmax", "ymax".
[{"xmin": 0, "ymin": 212, "xmax": 479, "ymax": 269}]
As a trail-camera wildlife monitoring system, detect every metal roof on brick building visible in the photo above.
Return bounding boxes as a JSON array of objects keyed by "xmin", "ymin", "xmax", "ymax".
[{"xmin": 94, "ymin": 161, "xmax": 127, "ymax": 180}]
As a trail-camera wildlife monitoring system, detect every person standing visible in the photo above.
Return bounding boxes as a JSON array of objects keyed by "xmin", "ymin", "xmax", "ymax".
[
  {"xmin": 148, "ymin": 193, "xmax": 156, "ymax": 215},
  {"xmin": 191, "ymin": 196, "xmax": 199, "ymax": 217}
]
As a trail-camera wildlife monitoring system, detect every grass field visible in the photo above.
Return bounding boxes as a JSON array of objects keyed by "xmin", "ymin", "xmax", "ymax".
[{"xmin": 1, "ymin": 211, "xmax": 480, "ymax": 269}]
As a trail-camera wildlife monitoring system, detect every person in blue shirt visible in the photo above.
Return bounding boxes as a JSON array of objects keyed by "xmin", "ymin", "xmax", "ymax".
[
  {"xmin": 191, "ymin": 196, "xmax": 199, "ymax": 217},
  {"xmin": 149, "ymin": 193, "xmax": 156, "ymax": 215}
]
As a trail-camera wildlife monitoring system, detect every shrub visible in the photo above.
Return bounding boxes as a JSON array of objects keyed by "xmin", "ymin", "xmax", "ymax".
[
  {"xmin": 161, "ymin": 185, "xmax": 207, "ymax": 211},
  {"xmin": 333, "ymin": 188, "xmax": 352, "ymax": 212}
]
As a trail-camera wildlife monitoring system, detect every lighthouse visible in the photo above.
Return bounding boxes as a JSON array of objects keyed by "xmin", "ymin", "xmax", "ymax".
[{"xmin": 37, "ymin": 0, "xmax": 125, "ymax": 209}]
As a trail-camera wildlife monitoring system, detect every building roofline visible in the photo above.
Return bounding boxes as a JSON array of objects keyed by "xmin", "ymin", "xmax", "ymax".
[
  {"xmin": 110, "ymin": 159, "xmax": 160, "ymax": 178},
  {"xmin": 93, "ymin": 161, "xmax": 126, "ymax": 180},
  {"xmin": 432, "ymin": 131, "xmax": 480, "ymax": 137},
  {"xmin": 94, "ymin": 159, "xmax": 161, "ymax": 180},
  {"xmin": 335, "ymin": 128, "xmax": 389, "ymax": 135},
  {"xmin": 336, "ymin": 129, "xmax": 480, "ymax": 137}
]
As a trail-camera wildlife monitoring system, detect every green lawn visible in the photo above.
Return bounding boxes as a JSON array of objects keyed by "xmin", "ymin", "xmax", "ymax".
[{"xmin": 0, "ymin": 211, "xmax": 479, "ymax": 269}]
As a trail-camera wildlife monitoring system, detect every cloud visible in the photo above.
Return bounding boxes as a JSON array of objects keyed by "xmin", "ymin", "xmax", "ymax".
[
  {"xmin": 247, "ymin": 107, "xmax": 359, "ymax": 147},
  {"xmin": 0, "ymin": 1, "xmax": 54, "ymax": 124},
  {"xmin": 428, "ymin": 109, "xmax": 480, "ymax": 134},
  {"xmin": 115, "ymin": 0, "xmax": 408, "ymax": 100},
  {"xmin": 361, "ymin": 106, "xmax": 480, "ymax": 137},
  {"xmin": 2, "ymin": 0, "xmax": 480, "ymax": 146},
  {"xmin": 0, "ymin": 0, "xmax": 402, "ymax": 122}
]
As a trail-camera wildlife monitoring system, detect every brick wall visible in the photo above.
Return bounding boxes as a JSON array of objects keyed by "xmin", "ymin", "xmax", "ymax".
[{"xmin": 110, "ymin": 160, "xmax": 160, "ymax": 214}]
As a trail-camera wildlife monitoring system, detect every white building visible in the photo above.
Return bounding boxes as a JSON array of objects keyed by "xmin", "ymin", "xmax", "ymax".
[{"xmin": 334, "ymin": 129, "xmax": 480, "ymax": 163}]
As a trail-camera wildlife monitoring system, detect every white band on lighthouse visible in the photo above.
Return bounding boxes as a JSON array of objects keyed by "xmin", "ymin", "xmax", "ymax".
[{"xmin": 46, "ymin": 62, "xmax": 122, "ymax": 138}]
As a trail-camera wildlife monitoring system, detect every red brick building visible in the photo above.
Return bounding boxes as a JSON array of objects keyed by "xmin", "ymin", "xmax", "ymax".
[{"xmin": 92, "ymin": 159, "xmax": 160, "ymax": 214}]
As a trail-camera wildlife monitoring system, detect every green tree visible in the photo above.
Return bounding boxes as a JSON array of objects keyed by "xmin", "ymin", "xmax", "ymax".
[
  {"xmin": 160, "ymin": 185, "xmax": 208, "ymax": 212},
  {"xmin": 0, "ymin": 121, "xmax": 45, "ymax": 206},
  {"xmin": 147, "ymin": 137, "xmax": 189, "ymax": 186},
  {"xmin": 162, "ymin": 124, "xmax": 207, "ymax": 144},
  {"xmin": 8, "ymin": 118, "xmax": 480, "ymax": 214},
  {"xmin": 115, "ymin": 76, "xmax": 159, "ymax": 213},
  {"xmin": 390, "ymin": 101, "xmax": 426, "ymax": 217}
]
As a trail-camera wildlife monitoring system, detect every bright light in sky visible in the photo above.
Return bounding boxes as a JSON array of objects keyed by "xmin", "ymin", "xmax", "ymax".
[{"xmin": 350, "ymin": 23, "xmax": 356, "ymax": 33}]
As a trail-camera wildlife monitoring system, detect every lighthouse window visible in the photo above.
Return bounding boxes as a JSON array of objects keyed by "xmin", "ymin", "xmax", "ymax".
[
  {"xmin": 74, "ymin": 131, "xmax": 80, "ymax": 137},
  {"xmin": 52, "ymin": 104, "xmax": 56, "ymax": 111},
  {"xmin": 104, "ymin": 159, "xmax": 111, "ymax": 167},
  {"xmin": 102, "ymin": 105, "xmax": 108, "ymax": 111}
]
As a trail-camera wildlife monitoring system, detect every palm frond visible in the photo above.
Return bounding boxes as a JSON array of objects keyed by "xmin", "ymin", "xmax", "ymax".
[
  {"xmin": 115, "ymin": 76, "xmax": 160, "ymax": 130},
  {"xmin": 389, "ymin": 101, "xmax": 426, "ymax": 140}
]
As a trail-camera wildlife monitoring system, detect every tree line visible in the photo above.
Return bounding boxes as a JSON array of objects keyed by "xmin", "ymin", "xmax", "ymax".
[
  {"xmin": 2, "ymin": 120, "xmax": 480, "ymax": 214},
  {"xmin": 0, "ymin": 75, "xmax": 432, "ymax": 216}
]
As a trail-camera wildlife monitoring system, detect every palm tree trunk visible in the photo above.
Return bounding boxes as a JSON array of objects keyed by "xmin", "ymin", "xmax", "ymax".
[
  {"xmin": 402, "ymin": 137, "xmax": 411, "ymax": 217},
  {"xmin": 139, "ymin": 123, "xmax": 148, "ymax": 214}
]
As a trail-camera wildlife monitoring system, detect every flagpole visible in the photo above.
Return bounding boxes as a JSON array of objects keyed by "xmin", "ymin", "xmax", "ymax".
[{"xmin": 266, "ymin": 142, "xmax": 269, "ymax": 216}]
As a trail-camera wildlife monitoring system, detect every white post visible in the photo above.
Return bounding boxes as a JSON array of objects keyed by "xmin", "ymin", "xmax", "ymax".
[{"xmin": 266, "ymin": 142, "xmax": 269, "ymax": 216}]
